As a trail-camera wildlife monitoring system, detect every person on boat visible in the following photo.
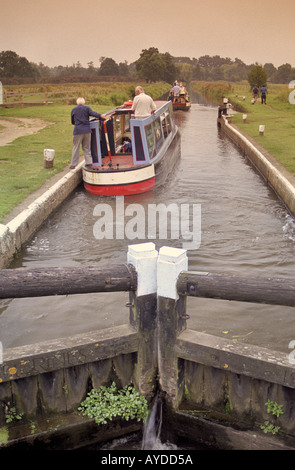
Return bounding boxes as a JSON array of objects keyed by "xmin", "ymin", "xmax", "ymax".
[
  {"xmin": 131, "ymin": 86, "xmax": 156, "ymax": 119},
  {"xmin": 70, "ymin": 97, "xmax": 106, "ymax": 169},
  {"xmin": 172, "ymin": 81, "xmax": 180, "ymax": 96}
]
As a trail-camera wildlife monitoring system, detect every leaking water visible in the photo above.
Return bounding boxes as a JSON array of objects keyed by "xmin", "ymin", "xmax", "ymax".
[{"xmin": 1, "ymin": 98, "xmax": 295, "ymax": 355}]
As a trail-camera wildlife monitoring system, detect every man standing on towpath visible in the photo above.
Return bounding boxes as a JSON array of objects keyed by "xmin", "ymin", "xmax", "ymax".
[{"xmin": 70, "ymin": 97, "xmax": 106, "ymax": 169}]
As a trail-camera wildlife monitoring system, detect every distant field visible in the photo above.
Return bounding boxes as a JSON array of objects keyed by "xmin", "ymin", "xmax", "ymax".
[
  {"xmin": 191, "ymin": 81, "xmax": 295, "ymax": 175},
  {"xmin": 0, "ymin": 81, "xmax": 171, "ymax": 221},
  {"xmin": 2, "ymin": 81, "xmax": 171, "ymax": 107}
]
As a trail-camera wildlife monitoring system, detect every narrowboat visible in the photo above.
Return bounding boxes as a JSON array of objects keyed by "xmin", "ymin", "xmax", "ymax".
[
  {"xmin": 82, "ymin": 100, "xmax": 180, "ymax": 196},
  {"xmin": 171, "ymin": 94, "xmax": 191, "ymax": 111}
]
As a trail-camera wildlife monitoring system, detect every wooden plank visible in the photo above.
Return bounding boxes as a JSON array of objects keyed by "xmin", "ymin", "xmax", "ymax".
[
  {"xmin": 177, "ymin": 271, "xmax": 295, "ymax": 306},
  {"xmin": 0, "ymin": 264, "xmax": 137, "ymax": 298},
  {"xmin": 176, "ymin": 329, "xmax": 295, "ymax": 388},
  {"xmin": 0, "ymin": 324, "xmax": 139, "ymax": 382}
]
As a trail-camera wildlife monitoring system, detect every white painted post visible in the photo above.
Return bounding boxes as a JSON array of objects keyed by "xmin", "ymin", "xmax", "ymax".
[
  {"xmin": 127, "ymin": 242, "xmax": 158, "ymax": 297},
  {"xmin": 157, "ymin": 246, "xmax": 188, "ymax": 300},
  {"xmin": 259, "ymin": 125, "xmax": 265, "ymax": 136},
  {"xmin": 157, "ymin": 246, "xmax": 188, "ymax": 407},
  {"xmin": 127, "ymin": 242, "xmax": 159, "ymax": 398},
  {"xmin": 44, "ymin": 148, "xmax": 55, "ymax": 168},
  {"xmin": 243, "ymin": 114, "xmax": 247, "ymax": 123}
]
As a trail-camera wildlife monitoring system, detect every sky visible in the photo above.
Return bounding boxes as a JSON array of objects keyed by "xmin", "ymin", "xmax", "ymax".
[{"xmin": 1, "ymin": 0, "xmax": 295, "ymax": 69}]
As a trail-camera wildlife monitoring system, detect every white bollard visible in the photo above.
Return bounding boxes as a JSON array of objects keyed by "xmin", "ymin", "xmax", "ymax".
[
  {"xmin": 259, "ymin": 125, "xmax": 265, "ymax": 136},
  {"xmin": 44, "ymin": 148, "xmax": 55, "ymax": 168},
  {"xmin": 127, "ymin": 242, "xmax": 158, "ymax": 297},
  {"xmin": 157, "ymin": 246, "xmax": 188, "ymax": 300},
  {"xmin": 243, "ymin": 114, "xmax": 247, "ymax": 123}
]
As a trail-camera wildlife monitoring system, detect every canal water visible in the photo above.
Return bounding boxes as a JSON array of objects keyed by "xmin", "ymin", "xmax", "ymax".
[{"xmin": 1, "ymin": 99, "xmax": 295, "ymax": 354}]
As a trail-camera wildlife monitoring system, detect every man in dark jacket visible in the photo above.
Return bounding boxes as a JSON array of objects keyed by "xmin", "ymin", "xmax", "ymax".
[{"xmin": 70, "ymin": 97, "xmax": 106, "ymax": 169}]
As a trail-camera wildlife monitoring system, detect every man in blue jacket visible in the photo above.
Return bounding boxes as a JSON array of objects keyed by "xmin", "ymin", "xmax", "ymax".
[{"xmin": 70, "ymin": 97, "xmax": 106, "ymax": 169}]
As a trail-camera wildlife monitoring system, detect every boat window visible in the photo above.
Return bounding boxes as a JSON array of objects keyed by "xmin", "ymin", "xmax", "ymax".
[
  {"xmin": 114, "ymin": 115, "xmax": 122, "ymax": 140},
  {"xmin": 165, "ymin": 112, "xmax": 172, "ymax": 135},
  {"xmin": 124, "ymin": 114, "xmax": 130, "ymax": 132},
  {"xmin": 134, "ymin": 126, "xmax": 146, "ymax": 161},
  {"xmin": 145, "ymin": 123, "xmax": 155, "ymax": 159},
  {"xmin": 145, "ymin": 118, "xmax": 164, "ymax": 160},
  {"xmin": 154, "ymin": 118, "xmax": 163, "ymax": 153}
]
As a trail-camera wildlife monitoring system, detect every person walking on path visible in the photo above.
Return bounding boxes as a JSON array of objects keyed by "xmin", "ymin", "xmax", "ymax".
[
  {"xmin": 260, "ymin": 85, "xmax": 267, "ymax": 104},
  {"xmin": 70, "ymin": 97, "xmax": 106, "ymax": 169}
]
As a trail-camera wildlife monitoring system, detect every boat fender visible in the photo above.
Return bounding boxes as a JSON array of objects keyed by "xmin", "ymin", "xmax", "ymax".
[{"xmin": 124, "ymin": 100, "xmax": 133, "ymax": 107}]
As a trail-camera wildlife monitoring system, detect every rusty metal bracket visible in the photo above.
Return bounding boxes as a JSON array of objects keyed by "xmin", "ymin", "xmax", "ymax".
[{"xmin": 187, "ymin": 282, "xmax": 198, "ymax": 296}]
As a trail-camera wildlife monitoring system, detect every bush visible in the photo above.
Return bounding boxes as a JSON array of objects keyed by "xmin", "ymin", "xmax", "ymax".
[{"xmin": 78, "ymin": 382, "xmax": 149, "ymax": 426}]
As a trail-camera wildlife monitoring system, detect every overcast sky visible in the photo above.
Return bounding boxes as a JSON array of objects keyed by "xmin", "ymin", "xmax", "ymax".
[{"xmin": 1, "ymin": 0, "xmax": 294, "ymax": 68}]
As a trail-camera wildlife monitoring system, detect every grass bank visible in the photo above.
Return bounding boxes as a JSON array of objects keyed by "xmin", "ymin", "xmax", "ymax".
[
  {"xmin": 0, "ymin": 81, "xmax": 171, "ymax": 222},
  {"xmin": 191, "ymin": 81, "xmax": 295, "ymax": 175}
]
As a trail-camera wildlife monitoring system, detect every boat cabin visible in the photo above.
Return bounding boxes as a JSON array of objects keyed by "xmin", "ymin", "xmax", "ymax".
[{"xmin": 89, "ymin": 100, "xmax": 176, "ymax": 168}]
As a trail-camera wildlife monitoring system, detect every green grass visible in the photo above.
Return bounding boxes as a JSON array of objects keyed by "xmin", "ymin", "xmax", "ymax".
[
  {"xmin": 0, "ymin": 104, "xmax": 104, "ymax": 221},
  {"xmin": 191, "ymin": 81, "xmax": 295, "ymax": 175},
  {"xmin": 0, "ymin": 82, "xmax": 171, "ymax": 221}
]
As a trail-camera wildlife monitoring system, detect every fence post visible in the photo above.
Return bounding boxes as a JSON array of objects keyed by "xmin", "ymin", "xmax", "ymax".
[
  {"xmin": 127, "ymin": 243, "xmax": 158, "ymax": 400},
  {"xmin": 157, "ymin": 246, "xmax": 188, "ymax": 408}
]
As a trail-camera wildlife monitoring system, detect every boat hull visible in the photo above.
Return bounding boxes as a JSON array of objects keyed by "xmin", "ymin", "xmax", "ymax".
[
  {"xmin": 83, "ymin": 129, "xmax": 181, "ymax": 196},
  {"xmin": 83, "ymin": 164, "xmax": 156, "ymax": 196}
]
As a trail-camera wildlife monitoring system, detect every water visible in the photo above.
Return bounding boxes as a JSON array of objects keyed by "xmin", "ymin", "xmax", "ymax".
[{"xmin": 1, "ymin": 99, "xmax": 295, "ymax": 354}]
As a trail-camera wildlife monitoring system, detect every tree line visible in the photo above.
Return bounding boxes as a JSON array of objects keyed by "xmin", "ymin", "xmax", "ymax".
[{"xmin": 0, "ymin": 48, "xmax": 294, "ymax": 85}]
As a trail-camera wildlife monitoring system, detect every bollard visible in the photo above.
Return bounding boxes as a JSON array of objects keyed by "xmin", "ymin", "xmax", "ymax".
[
  {"xmin": 157, "ymin": 246, "xmax": 188, "ymax": 408},
  {"xmin": 44, "ymin": 148, "xmax": 55, "ymax": 168},
  {"xmin": 259, "ymin": 125, "xmax": 265, "ymax": 136},
  {"xmin": 127, "ymin": 243, "xmax": 158, "ymax": 399},
  {"xmin": 243, "ymin": 114, "xmax": 247, "ymax": 123}
]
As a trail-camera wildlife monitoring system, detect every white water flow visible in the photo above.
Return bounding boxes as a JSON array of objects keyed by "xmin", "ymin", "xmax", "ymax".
[{"xmin": 141, "ymin": 394, "xmax": 176, "ymax": 450}]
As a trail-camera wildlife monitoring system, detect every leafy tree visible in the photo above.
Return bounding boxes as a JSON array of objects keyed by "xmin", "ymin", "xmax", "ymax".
[
  {"xmin": 0, "ymin": 50, "xmax": 39, "ymax": 78},
  {"xmin": 264, "ymin": 63, "xmax": 277, "ymax": 81},
  {"xmin": 99, "ymin": 57, "xmax": 119, "ymax": 76},
  {"xmin": 135, "ymin": 47, "xmax": 176, "ymax": 83},
  {"xmin": 273, "ymin": 63, "xmax": 293, "ymax": 84},
  {"xmin": 118, "ymin": 61, "xmax": 129, "ymax": 76},
  {"xmin": 247, "ymin": 63, "xmax": 268, "ymax": 88}
]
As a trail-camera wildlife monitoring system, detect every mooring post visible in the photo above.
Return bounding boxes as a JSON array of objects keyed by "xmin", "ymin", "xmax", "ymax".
[
  {"xmin": 127, "ymin": 243, "xmax": 158, "ymax": 400},
  {"xmin": 157, "ymin": 246, "xmax": 188, "ymax": 408}
]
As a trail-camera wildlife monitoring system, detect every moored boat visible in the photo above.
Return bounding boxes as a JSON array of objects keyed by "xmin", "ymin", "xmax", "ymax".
[{"xmin": 82, "ymin": 100, "xmax": 180, "ymax": 196}]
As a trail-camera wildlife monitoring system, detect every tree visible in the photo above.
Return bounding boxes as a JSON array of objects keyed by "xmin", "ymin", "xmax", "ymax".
[
  {"xmin": 247, "ymin": 63, "xmax": 268, "ymax": 88},
  {"xmin": 0, "ymin": 50, "xmax": 39, "ymax": 78},
  {"xmin": 135, "ymin": 47, "xmax": 176, "ymax": 82},
  {"xmin": 99, "ymin": 57, "xmax": 119, "ymax": 76},
  {"xmin": 273, "ymin": 63, "xmax": 293, "ymax": 84}
]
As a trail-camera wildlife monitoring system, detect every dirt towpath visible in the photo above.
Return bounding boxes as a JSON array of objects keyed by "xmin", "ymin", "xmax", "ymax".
[{"xmin": 0, "ymin": 117, "xmax": 51, "ymax": 145}]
